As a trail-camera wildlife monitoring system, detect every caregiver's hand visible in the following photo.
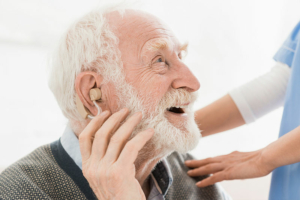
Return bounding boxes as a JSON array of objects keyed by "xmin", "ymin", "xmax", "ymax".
[
  {"xmin": 185, "ymin": 150, "xmax": 274, "ymax": 187},
  {"xmin": 79, "ymin": 108, "xmax": 154, "ymax": 200}
]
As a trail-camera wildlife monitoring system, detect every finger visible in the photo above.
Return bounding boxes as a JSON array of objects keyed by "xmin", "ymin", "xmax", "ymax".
[
  {"xmin": 103, "ymin": 112, "xmax": 143, "ymax": 163},
  {"xmin": 185, "ymin": 157, "xmax": 221, "ymax": 168},
  {"xmin": 117, "ymin": 128, "xmax": 154, "ymax": 166},
  {"xmin": 79, "ymin": 110, "xmax": 111, "ymax": 162},
  {"xmin": 196, "ymin": 172, "xmax": 226, "ymax": 187},
  {"xmin": 91, "ymin": 108, "xmax": 129, "ymax": 160},
  {"xmin": 109, "ymin": 111, "xmax": 131, "ymax": 134},
  {"xmin": 187, "ymin": 163, "xmax": 224, "ymax": 177}
]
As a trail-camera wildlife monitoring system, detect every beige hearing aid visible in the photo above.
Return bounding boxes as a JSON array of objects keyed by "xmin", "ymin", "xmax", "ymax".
[{"xmin": 76, "ymin": 88, "xmax": 102, "ymax": 119}]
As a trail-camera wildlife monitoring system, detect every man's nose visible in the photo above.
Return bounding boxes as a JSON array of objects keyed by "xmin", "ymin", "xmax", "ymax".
[{"xmin": 171, "ymin": 63, "xmax": 200, "ymax": 92}]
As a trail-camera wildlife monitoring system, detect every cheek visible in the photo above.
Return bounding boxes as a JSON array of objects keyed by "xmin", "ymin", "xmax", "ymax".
[
  {"xmin": 134, "ymin": 75, "xmax": 171, "ymax": 111},
  {"xmin": 124, "ymin": 64, "xmax": 173, "ymax": 111}
]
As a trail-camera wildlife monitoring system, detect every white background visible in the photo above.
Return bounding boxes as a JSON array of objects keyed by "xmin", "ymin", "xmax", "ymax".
[{"xmin": 0, "ymin": 0, "xmax": 299, "ymax": 199}]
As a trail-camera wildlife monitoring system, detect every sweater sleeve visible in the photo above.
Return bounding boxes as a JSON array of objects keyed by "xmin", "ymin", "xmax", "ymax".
[{"xmin": 229, "ymin": 62, "xmax": 291, "ymax": 124}]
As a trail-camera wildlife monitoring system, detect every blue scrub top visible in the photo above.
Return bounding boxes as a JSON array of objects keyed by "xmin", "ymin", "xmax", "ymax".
[{"xmin": 269, "ymin": 21, "xmax": 300, "ymax": 200}]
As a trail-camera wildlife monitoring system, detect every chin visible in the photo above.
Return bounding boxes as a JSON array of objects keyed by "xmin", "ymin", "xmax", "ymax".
[
  {"xmin": 135, "ymin": 118, "xmax": 201, "ymax": 169},
  {"xmin": 146, "ymin": 111, "xmax": 201, "ymax": 156},
  {"xmin": 169, "ymin": 116, "xmax": 201, "ymax": 154},
  {"xmin": 131, "ymin": 110, "xmax": 201, "ymax": 169},
  {"xmin": 163, "ymin": 107, "xmax": 201, "ymax": 152}
]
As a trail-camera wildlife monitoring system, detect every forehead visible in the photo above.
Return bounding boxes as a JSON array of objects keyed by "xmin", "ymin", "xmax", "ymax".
[{"xmin": 107, "ymin": 10, "xmax": 179, "ymax": 57}]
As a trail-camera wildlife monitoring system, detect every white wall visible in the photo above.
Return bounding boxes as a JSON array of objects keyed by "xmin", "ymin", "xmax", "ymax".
[{"xmin": 1, "ymin": 0, "xmax": 300, "ymax": 199}]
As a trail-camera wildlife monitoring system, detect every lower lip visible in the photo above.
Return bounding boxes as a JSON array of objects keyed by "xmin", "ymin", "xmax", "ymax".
[
  {"xmin": 165, "ymin": 110, "xmax": 189, "ymax": 130},
  {"xmin": 165, "ymin": 110, "xmax": 188, "ymax": 125}
]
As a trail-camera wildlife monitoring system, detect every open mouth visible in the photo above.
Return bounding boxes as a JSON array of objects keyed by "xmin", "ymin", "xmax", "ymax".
[{"xmin": 166, "ymin": 106, "xmax": 185, "ymax": 114}]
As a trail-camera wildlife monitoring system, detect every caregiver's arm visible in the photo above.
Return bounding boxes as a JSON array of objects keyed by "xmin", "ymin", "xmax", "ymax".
[
  {"xmin": 194, "ymin": 94, "xmax": 245, "ymax": 137},
  {"xmin": 196, "ymin": 62, "xmax": 291, "ymax": 137},
  {"xmin": 185, "ymin": 125, "xmax": 300, "ymax": 187}
]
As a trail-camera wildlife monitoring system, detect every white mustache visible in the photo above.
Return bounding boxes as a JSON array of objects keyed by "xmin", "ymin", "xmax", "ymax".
[{"xmin": 158, "ymin": 88, "xmax": 198, "ymax": 111}]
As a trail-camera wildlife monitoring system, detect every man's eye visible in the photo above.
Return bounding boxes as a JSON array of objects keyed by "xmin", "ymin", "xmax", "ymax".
[{"xmin": 155, "ymin": 57, "xmax": 164, "ymax": 63}]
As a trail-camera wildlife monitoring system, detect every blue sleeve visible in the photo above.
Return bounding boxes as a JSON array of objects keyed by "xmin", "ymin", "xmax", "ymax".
[{"xmin": 274, "ymin": 21, "xmax": 300, "ymax": 67}]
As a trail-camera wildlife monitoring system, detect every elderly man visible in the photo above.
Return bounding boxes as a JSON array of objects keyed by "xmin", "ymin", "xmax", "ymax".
[{"xmin": 0, "ymin": 6, "xmax": 230, "ymax": 200}]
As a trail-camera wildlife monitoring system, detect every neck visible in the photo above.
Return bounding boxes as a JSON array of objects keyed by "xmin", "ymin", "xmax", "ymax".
[
  {"xmin": 70, "ymin": 120, "xmax": 87, "ymax": 137},
  {"xmin": 135, "ymin": 157, "xmax": 162, "ymax": 198},
  {"xmin": 134, "ymin": 142, "xmax": 172, "ymax": 198}
]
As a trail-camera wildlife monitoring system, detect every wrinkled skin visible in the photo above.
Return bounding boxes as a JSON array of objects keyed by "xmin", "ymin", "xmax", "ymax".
[{"xmin": 75, "ymin": 10, "xmax": 200, "ymax": 199}]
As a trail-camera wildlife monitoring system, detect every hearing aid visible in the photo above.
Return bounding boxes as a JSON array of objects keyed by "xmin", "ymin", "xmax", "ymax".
[{"xmin": 76, "ymin": 88, "xmax": 102, "ymax": 119}]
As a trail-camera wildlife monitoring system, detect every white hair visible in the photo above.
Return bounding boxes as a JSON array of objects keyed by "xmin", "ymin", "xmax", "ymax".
[{"xmin": 48, "ymin": 4, "xmax": 131, "ymax": 125}]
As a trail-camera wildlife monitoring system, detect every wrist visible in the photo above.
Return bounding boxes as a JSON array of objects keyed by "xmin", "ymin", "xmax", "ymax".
[{"xmin": 259, "ymin": 146, "xmax": 277, "ymax": 174}]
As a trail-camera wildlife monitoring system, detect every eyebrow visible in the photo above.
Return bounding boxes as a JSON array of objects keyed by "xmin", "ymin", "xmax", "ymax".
[
  {"xmin": 146, "ymin": 38, "xmax": 169, "ymax": 51},
  {"xmin": 180, "ymin": 42, "xmax": 188, "ymax": 53},
  {"xmin": 146, "ymin": 39, "xmax": 189, "ymax": 53}
]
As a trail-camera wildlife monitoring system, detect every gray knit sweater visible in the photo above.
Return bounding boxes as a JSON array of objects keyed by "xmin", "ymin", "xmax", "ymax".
[{"xmin": 0, "ymin": 140, "xmax": 228, "ymax": 199}]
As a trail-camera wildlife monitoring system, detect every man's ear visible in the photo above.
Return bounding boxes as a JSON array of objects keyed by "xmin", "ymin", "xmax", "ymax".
[{"xmin": 75, "ymin": 71, "xmax": 103, "ymax": 118}]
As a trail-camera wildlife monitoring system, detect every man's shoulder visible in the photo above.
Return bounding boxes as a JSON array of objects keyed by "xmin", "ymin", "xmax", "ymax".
[
  {"xmin": 0, "ymin": 143, "xmax": 55, "ymax": 178},
  {"xmin": 0, "ymin": 144, "xmax": 55, "ymax": 199},
  {"xmin": 165, "ymin": 151, "xmax": 199, "ymax": 177},
  {"xmin": 165, "ymin": 151, "xmax": 203, "ymax": 182},
  {"xmin": 165, "ymin": 151, "xmax": 194, "ymax": 167},
  {"xmin": 0, "ymin": 141, "xmax": 88, "ymax": 200},
  {"xmin": 165, "ymin": 151, "xmax": 230, "ymax": 200}
]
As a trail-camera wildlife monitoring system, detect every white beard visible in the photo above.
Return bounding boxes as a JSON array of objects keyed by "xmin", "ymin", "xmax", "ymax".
[{"xmin": 111, "ymin": 74, "xmax": 201, "ymax": 163}]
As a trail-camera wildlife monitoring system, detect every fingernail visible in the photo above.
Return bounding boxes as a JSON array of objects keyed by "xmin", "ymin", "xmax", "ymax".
[
  {"xmin": 101, "ymin": 110, "xmax": 109, "ymax": 115},
  {"xmin": 120, "ymin": 108, "xmax": 127, "ymax": 113},
  {"xmin": 187, "ymin": 170, "xmax": 192, "ymax": 175},
  {"xmin": 185, "ymin": 160, "xmax": 191, "ymax": 164},
  {"xmin": 134, "ymin": 111, "xmax": 143, "ymax": 117},
  {"xmin": 147, "ymin": 128, "xmax": 154, "ymax": 133},
  {"xmin": 143, "ymin": 129, "xmax": 154, "ymax": 138},
  {"xmin": 196, "ymin": 181, "xmax": 201, "ymax": 186}
]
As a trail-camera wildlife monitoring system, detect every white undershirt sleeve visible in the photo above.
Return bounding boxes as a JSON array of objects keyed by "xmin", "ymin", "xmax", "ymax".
[{"xmin": 229, "ymin": 62, "xmax": 291, "ymax": 124}]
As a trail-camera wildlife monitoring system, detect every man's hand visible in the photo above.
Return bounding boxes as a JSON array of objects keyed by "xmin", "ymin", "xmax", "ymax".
[
  {"xmin": 79, "ymin": 108, "xmax": 154, "ymax": 200},
  {"xmin": 185, "ymin": 150, "xmax": 273, "ymax": 187}
]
